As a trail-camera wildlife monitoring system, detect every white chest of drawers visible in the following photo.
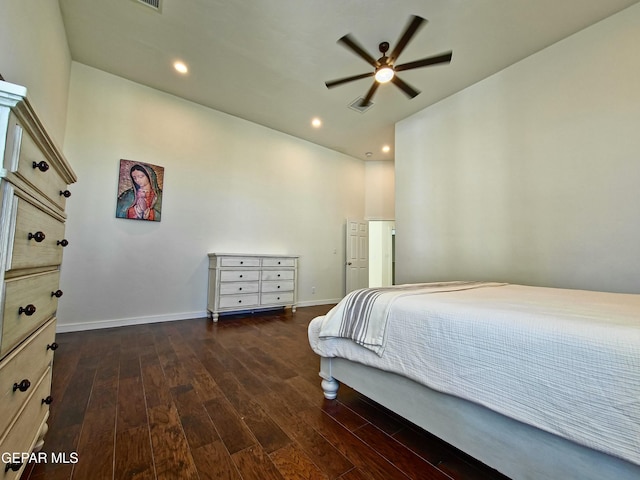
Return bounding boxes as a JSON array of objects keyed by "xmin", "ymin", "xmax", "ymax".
[
  {"xmin": 207, "ymin": 253, "xmax": 298, "ymax": 321},
  {"xmin": 0, "ymin": 81, "xmax": 76, "ymax": 478}
]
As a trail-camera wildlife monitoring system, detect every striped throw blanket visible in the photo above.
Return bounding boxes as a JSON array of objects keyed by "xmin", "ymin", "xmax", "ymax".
[{"xmin": 319, "ymin": 281, "xmax": 504, "ymax": 355}]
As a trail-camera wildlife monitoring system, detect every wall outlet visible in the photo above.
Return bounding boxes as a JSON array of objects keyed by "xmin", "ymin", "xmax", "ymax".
[{"xmin": 311, "ymin": 286, "xmax": 316, "ymax": 294}]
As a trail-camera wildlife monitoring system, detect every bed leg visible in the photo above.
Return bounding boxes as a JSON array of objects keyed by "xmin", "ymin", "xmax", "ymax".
[{"xmin": 321, "ymin": 377, "xmax": 339, "ymax": 400}]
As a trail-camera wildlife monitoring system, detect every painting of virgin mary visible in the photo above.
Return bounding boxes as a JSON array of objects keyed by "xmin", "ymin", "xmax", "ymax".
[{"xmin": 115, "ymin": 160, "xmax": 164, "ymax": 221}]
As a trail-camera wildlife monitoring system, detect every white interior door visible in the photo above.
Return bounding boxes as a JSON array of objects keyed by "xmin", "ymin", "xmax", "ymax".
[{"xmin": 345, "ymin": 219, "xmax": 369, "ymax": 294}]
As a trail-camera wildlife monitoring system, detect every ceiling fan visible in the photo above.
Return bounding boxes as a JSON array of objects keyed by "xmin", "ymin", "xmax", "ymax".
[{"xmin": 325, "ymin": 15, "xmax": 453, "ymax": 107}]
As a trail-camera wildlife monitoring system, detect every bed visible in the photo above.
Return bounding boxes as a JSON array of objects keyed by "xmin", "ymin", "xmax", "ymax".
[{"xmin": 307, "ymin": 282, "xmax": 640, "ymax": 480}]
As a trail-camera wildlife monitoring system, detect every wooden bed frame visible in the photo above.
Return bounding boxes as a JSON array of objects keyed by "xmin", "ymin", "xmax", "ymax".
[{"xmin": 319, "ymin": 356, "xmax": 640, "ymax": 480}]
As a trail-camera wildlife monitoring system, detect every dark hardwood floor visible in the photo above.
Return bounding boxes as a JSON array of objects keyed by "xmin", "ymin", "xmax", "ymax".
[{"xmin": 22, "ymin": 305, "xmax": 510, "ymax": 480}]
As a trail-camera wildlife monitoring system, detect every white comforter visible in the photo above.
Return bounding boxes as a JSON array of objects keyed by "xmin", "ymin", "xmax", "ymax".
[{"xmin": 308, "ymin": 283, "xmax": 640, "ymax": 466}]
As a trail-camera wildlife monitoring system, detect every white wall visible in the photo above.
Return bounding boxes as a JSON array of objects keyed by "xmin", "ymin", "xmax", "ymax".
[
  {"xmin": 59, "ymin": 63, "xmax": 366, "ymax": 330},
  {"xmin": 395, "ymin": 4, "xmax": 640, "ymax": 293},
  {"xmin": 0, "ymin": 0, "xmax": 71, "ymax": 143},
  {"xmin": 0, "ymin": 1, "xmax": 388, "ymax": 331},
  {"xmin": 365, "ymin": 160, "xmax": 395, "ymax": 220}
]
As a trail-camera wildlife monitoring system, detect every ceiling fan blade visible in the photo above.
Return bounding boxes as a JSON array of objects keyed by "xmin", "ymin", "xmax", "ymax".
[
  {"xmin": 395, "ymin": 51, "xmax": 453, "ymax": 72},
  {"xmin": 360, "ymin": 81, "xmax": 380, "ymax": 107},
  {"xmin": 338, "ymin": 34, "xmax": 380, "ymax": 68},
  {"xmin": 389, "ymin": 15, "xmax": 427, "ymax": 63},
  {"xmin": 391, "ymin": 75, "xmax": 420, "ymax": 99},
  {"xmin": 325, "ymin": 72, "xmax": 374, "ymax": 88}
]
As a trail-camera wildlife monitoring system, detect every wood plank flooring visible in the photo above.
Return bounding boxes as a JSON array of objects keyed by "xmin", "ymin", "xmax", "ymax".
[{"xmin": 21, "ymin": 306, "xmax": 510, "ymax": 480}]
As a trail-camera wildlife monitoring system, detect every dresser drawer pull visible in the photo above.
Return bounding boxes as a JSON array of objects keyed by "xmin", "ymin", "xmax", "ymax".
[
  {"xmin": 239, "ymin": 274, "xmax": 243, "ymax": 278},
  {"xmin": 47, "ymin": 342, "xmax": 59, "ymax": 351},
  {"xmin": 51, "ymin": 290, "xmax": 64, "ymax": 298},
  {"xmin": 28, "ymin": 231, "xmax": 46, "ymax": 242},
  {"xmin": 42, "ymin": 395, "xmax": 54, "ymax": 405},
  {"xmin": 13, "ymin": 379, "xmax": 31, "ymax": 392},
  {"xmin": 57, "ymin": 239, "xmax": 69, "ymax": 247},
  {"xmin": 5, "ymin": 462, "xmax": 22, "ymax": 473},
  {"xmin": 32, "ymin": 160, "xmax": 49, "ymax": 172},
  {"xmin": 238, "ymin": 300, "xmax": 242, "ymax": 303},
  {"xmin": 18, "ymin": 304, "xmax": 36, "ymax": 316},
  {"xmin": 60, "ymin": 189, "xmax": 72, "ymax": 198}
]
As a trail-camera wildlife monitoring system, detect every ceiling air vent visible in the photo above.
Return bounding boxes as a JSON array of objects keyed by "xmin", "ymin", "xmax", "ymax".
[
  {"xmin": 348, "ymin": 97, "xmax": 373, "ymax": 114},
  {"xmin": 135, "ymin": 0, "xmax": 162, "ymax": 12}
]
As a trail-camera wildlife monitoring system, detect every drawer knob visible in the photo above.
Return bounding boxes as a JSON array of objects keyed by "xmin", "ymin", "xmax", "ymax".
[
  {"xmin": 57, "ymin": 239, "xmax": 69, "ymax": 247},
  {"xmin": 47, "ymin": 342, "xmax": 59, "ymax": 351},
  {"xmin": 13, "ymin": 379, "xmax": 31, "ymax": 392},
  {"xmin": 239, "ymin": 274, "xmax": 243, "ymax": 278},
  {"xmin": 32, "ymin": 160, "xmax": 49, "ymax": 172},
  {"xmin": 19, "ymin": 304, "xmax": 36, "ymax": 316},
  {"xmin": 278, "ymin": 261, "xmax": 281, "ymax": 264},
  {"xmin": 238, "ymin": 300, "xmax": 242, "ymax": 303},
  {"xmin": 238, "ymin": 287, "xmax": 242, "ymax": 291},
  {"xmin": 52, "ymin": 289, "xmax": 64, "ymax": 298},
  {"xmin": 28, "ymin": 231, "xmax": 46, "ymax": 242},
  {"xmin": 42, "ymin": 395, "xmax": 54, "ymax": 405},
  {"xmin": 5, "ymin": 462, "xmax": 22, "ymax": 473},
  {"xmin": 60, "ymin": 189, "xmax": 72, "ymax": 198}
]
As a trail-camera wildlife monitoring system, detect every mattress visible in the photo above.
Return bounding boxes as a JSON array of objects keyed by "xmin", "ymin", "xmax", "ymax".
[{"xmin": 308, "ymin": 283, "xmax": 640, "ymax": 466}]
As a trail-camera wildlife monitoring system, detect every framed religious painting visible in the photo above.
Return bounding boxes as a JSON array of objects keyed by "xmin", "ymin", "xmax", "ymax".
[{"xmin": 115, "ymin": 159, "xmax": 164, "ymax": 221}]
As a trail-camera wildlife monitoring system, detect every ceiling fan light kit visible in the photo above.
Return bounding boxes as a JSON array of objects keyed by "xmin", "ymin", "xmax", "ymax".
[
  {"xmin": 325, "ymin": 15, "xmax": 453, "ymax": 108},
  {"xmin": 375, "ymin": 66, "xmax": 395, "ymax": 83}
]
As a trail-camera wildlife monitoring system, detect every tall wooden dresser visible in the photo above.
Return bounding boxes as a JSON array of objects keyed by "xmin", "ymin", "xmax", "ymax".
[
  {"xmin": 0, "ymin": 81, "xmax": 77, "ymax": 478},
  {"xmin": 208, "ymin": 253, "xmax": 298, "ymax": 321}
]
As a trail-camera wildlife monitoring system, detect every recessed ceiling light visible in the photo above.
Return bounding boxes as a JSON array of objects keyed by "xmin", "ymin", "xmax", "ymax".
[
  {"xmin": 311, "ymin": 117, "xmax": 322, "ymax": 128},
  {"xmin": 382, "ymin": 145, "xmax": 391, "ymax": 153},
  {"xmin": 173, "ymin": 61, "xmax": 188, "ymax": 74}
]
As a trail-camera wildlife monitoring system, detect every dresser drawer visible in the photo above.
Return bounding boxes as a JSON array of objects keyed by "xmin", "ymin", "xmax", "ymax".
[
  {"xmin": 261, "ymin": 280, "xmax": 294, "ymax": 293},
  {"xmin": 4, "ymin": 115, "xmax": 70, "ymax": 211},
  {"xmin": 220, "ymin": 270, "xmax": 260, "ymax": 282},
  {"xmin": 8, "ymin": 197, "xmax": 66, "ymax": 272},
  {"xmin": 219, "ymin": 294, "xmax": 259, "ymax": 309},
  {"xmin": 1, "ymin": 271, "xmax": 60, "ymax": 356},
  {"xmin": 261, "ymin": 270, "xmax": 294, "ymax": 281},
  {"xmin": 0, "ymin": 368, "xmax": 51, "ymax": 480},
  {"xmin": 261, "ymin": 291, "xmax": 294, "ymax": 306},
  {"xmin": 0, "ymin": 319, "xmax": 55, "ymax": 437},
  {"xmin": 219, "ymin": 281, "xmax": 259, "ymax": 295},
  {"xmin": 219, "ymin": 257, "xmax": 260, "ymax": 268},
  {"xmin": 262, "ymin": 257, "xmax": 295, "ymax": 268}
]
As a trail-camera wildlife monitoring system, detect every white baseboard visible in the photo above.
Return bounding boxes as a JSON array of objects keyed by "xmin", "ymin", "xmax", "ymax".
[
  {"xmin": 55, "ymin": 310, "xmax": 208, "ymax": 333},
  {"xmin": 296, "ymin": 298, "xmax": 341, "ymax": 308},
  {"xmin": 55, "ymin": 300, "xmax": 340, "ymax": 333}
]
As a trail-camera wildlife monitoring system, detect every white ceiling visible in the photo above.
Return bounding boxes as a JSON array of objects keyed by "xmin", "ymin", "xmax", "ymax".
[{"xmin": 58, "ymin": 0, "xmax": 639, "ymax": 161}]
